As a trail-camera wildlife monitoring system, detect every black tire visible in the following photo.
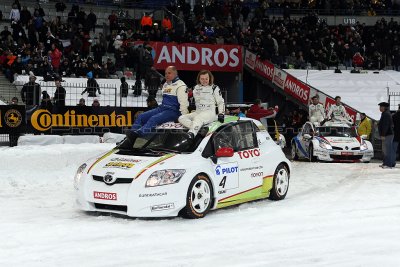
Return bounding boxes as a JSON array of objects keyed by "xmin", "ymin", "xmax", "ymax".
[
  {"xmin": 291, "ymin": 143, "xmax": 299, "ymax": 160},
  {"xmin": 181, "ymin": 174, "xmax": 213, "ymax": 219},
  {"xmin": 269, "ymin": 163, "xmax": 290, "ymax": 200},
  {"xmin": 308, "ymin": 145, "xmax": 317, "ymax": 162}
]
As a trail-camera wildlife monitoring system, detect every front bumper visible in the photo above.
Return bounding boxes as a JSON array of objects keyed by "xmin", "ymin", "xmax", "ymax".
[
  {"xmin": 76, "ymin": 174, "xmax": 187, "ymax": 218},
  {"xmin": 314, "ymin": 148, "xmax": 373, "ymax": 162}
]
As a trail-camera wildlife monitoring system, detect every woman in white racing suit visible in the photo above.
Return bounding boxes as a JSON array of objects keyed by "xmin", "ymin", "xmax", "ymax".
[{"xmin": 179, "ymin": 70, "xmax": 225, "ymax": 135}]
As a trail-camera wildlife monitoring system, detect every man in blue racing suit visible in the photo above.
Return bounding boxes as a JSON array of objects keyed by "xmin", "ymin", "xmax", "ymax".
[{"xmin": 125, "ymin": 66, "xmax": 189, "ymax": 143}]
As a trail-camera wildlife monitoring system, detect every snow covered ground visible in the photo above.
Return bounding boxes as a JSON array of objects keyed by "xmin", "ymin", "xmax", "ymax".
[{"xmin": 1, "ymin": 143, "xmax": 400, "ymax": 266}]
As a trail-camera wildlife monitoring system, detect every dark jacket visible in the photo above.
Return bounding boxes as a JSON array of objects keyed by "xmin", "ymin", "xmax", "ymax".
[
  {"xmin": 21, "ymin": 82, "xmax": 41, "ymax": 105},
  {"xmin": 378, "ymin": 109, "xmax": 394, "ymax": 136},
  {"xmin": 82, "ymin": 78, "xmax": 101, "ymax": 97},
  {"xmin": 392, "ymin": 110, "xmax": 400, "ymax": 141},
  {"xmin": 120, "ymin": 81, "xmax": 129, "ymax": 97},
  {"xmin": 54, "ymin": 86, "xmax": 66, "ymax": 106}
]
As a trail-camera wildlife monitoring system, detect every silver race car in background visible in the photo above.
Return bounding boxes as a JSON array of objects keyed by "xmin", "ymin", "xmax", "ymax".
[{"xmin": 291, "ymin": 121, "xmax": 374, "ymax": 162}]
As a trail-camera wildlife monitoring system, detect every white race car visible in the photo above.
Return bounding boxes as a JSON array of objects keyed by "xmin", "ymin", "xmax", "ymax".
[
  {"xmin": 75, "ymin": 116, "xmax": 291, "ymax": 219},
  {"xmin": 291, "ymin": 121, "xmax": 374, "ymax": 162}
]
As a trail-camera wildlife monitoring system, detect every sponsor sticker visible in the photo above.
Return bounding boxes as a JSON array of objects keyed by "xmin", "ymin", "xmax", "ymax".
[
  {"xmin": 240, "ymin": 166, "xmax": 263, "ymax": 171},
  {"xmin": 104, "ymin": 162, "xmax": 134, "ymax": 169},
  {"xmin": 93, "ymin": 191, "xmax": 117, "ymax": 200},
  {"xmin": 251, "ymin": 172, "xmax": 264, "ymax": 178},
  {"xmin": 110, "ymin": 158, "xmax": 142, "ymax": 163},
  {"xmin": 139, "ymin": 192, "xmax": 167, "ymax": 197},
  {"xmin": 238, "ymin": 148, "xmax": 260, "ymax": 159},
  {"xmin": 151, "ymin": 203, "xmax": 175, "ymax": 211}
]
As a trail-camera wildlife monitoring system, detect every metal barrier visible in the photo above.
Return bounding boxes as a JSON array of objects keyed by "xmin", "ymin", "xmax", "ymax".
[
  {"xmin": 6, "ymin": 81, "xmax": 160, "ymax": 108},
  {"xmin": 1, "ymin": 80, "xmax": 229, "ymax": 108},
  {"xmin": 389, "ymin": 92, "xmax": 400, "ymax": 111}
]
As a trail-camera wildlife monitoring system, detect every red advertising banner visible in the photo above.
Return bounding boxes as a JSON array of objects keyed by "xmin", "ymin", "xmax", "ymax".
[
  {"xmin": 324, "ymin": 97, "xmax": 357, "ymax": 122},
  {"xmin": 254, "ymin": 58, "xmax": 274, "ymax": 81},
  {"xmin": 272, "ymin": 68, "xmax": 287, "ymax": 90},
  {"xmin": 144, "ymin": 42, "xmax": 242, "ymax": 72},
  {"xmin": 244, "ymin": 50, "xmax": 256, "ymax": 70},
  {"xmin": 283, "ymin": 75, "xmax": 311, "ymax": 104}
]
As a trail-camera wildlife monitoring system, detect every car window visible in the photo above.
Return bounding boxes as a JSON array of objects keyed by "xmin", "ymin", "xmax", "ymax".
[
  {"xmin": 317, "ymin": 127, "xmax": 357, "ymax": 137},
  {"xmin": 213, "ymin": 125, "xmax": 237, "ymax": 151},
  {"xmin": 234, "ymin": 121, "xmax": 257, "ymax": 151},
  {"xmin": 303, "ymin": 124, "xmax": 310, "ymax": 134}
]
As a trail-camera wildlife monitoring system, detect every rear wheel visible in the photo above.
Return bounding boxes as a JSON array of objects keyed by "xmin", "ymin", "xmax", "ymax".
[
  {"xmin": 291, "ymin": 143, "xmax": 298, "ymax": 160},
  {"xmin": 308, "ymin": 145, "xmax": 317, "ymax": 162},
  {"xmin": 269, "ymin": 164, "xmax": 290, "ymax": 200},
  {"xmin": 181, "ymin": 174, "xmax": 213, "ymax": 219}
]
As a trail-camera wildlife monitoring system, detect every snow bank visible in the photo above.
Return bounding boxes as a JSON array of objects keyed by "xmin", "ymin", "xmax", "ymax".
[{"xmin": 18, "ymin": 134, "xmax": 101, "ymax": 146}]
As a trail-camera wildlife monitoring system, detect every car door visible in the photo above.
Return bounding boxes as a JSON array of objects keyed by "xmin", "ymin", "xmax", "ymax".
[
  {"xmin": 295, "ymin": 123, "xmax": 311, "ymax": 158},
  {"xmin": 211, "ymin": 121, "xmax": 262, "ymax": 207}
]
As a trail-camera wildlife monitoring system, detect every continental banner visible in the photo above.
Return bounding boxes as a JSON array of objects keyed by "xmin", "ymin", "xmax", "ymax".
[
  {"xmin": 28, "ymin": 106, "xmax": 148, "ymax": 134},
  {"xmin": 0, "ymin": 105, "xmax": 26, "ymax": 134}
]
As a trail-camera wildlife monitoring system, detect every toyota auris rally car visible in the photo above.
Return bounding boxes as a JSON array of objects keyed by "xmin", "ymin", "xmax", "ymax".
[
  {"xmin": 75, "ymin": 116, "xmax": 291, "ymax": 219},
  {"xmin": 291, "ymin": 121, "xmax": 374, "ymax": 162}
]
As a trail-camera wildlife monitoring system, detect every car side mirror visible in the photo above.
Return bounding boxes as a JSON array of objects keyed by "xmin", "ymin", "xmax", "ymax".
[
  {"xmin": 360, "ymin": 134, "xmax": 367, "ymax": 139},
  {"xmin": 215, "ymin": 147, "xmax": 234, "ymax": 158},
  {"xmin": 303, "ymin": 134, "xmax": 312, "ymax": 140}
]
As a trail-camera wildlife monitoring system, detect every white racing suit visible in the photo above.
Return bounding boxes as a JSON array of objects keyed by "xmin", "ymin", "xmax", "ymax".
[
  {"xmin": 309, "ymin": 103, "xmax": 326, "ymax": 125},
  {"xmin": 327, "ymin": 104, "xmax": 353, "ymax": 125},
  {"xmin": 179, "ymin": 84, "xmax": 225, "ymax": 134}
]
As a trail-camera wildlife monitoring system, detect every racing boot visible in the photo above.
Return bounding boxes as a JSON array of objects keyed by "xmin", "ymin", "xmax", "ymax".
[
  {"xmin": 125, "ymin": 130, "xmax": 139, "ymax": 145},
  {"xmin": 118, "ymin": 137, "xmax": 133, "ymax": 149}
]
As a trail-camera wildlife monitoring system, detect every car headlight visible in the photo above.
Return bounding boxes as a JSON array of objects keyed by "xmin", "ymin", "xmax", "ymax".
[
  {"xmin": 360, "ymin": 140, "xmax": 368, "ymax": 151},
  {"xmin": 319, "ymin": 139, "xmax": 332, "ymax": 150},
  {"xmin": 146, "ymin": 169, "xmax": 186, "ymax": 187},
  {"xmin": 74, "ymin": 163, "xmax": 87, "ymax": 189}
]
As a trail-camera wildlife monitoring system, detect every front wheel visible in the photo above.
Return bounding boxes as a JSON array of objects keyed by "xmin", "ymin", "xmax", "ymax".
[
  {"xmin": 181, "ymin": 174, "xmax": 213, "ymax": 219},
  {"xmin": 269, "ymin": 164, "xmax": 290, "ymax": 200}
]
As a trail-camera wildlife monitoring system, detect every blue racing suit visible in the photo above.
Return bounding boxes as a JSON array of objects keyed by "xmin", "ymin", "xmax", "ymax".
[{"xmin": 130, "ymin": 77, "xmax": 188, "ymax": 135}]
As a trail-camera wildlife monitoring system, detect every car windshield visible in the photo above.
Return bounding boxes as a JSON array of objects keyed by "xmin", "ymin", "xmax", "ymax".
[
  {"xmin": 130, "ymin": 131, "xmax": 194, "ymax": 153},
  {"xmin": 316, "ymin": 126, "xmax": 357, "ymax": 138}
]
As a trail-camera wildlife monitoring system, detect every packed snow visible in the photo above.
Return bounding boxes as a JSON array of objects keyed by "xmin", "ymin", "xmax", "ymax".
[
  {"xmin": 1, "ymin": 143, "xmax": 400, "ymax": 266},
  {"xmin": 286, "ymin": 69, "xmax": 400, "ymax": 120}
]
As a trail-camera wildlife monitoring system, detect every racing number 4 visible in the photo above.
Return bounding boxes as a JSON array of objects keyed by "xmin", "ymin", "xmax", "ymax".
[{"xmin": 219, "ymin": 176, "xmax": 227, "ymax": 188}]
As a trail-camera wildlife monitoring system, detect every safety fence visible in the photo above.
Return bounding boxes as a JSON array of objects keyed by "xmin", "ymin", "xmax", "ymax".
[{"xmin": 3, "ymin": 80, "xmax": 161, "ymax": 108}]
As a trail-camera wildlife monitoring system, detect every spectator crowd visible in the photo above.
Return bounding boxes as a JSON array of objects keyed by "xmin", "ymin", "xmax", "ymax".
[{"xmin": 3, "ymin": 0, "xmax": 400, "ymax": 95}]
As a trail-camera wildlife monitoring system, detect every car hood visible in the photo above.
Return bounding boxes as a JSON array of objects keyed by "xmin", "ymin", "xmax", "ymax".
[
  {"xmin": 322, "ymin": 136, "xmax": 358, "ymax": 145},
  {"xmin": 86, "ymin": 149, "xmax": 176, "ymax": 178}
]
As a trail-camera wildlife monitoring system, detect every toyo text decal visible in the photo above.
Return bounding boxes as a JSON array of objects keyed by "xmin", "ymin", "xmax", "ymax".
[{"xmin": 238, "ymin": 148, "xmax": 260, "ymax": 159}]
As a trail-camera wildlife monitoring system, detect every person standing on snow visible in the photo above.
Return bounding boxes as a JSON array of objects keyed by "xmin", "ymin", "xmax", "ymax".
[
  {"xmin": 327, "ymin": 96, "xmax": 353, "ymax": 125},
  {"xmin": 179, "ymin": 70, "xmax": 225, "ymax": 135},
  {"xmin": 357, "ymin": 112, "xmax": 372, "ymax": 140},
  {"xmin": 309, "ymin": 95, "xmax": 325, "ymax": 125},
  {"xmin": 391, "ymin": 104, "xmax": 400, "ymax": 166},
  {"xmin": 124, "ymin": 66, "xmax": 188, "ymax": 145},
  {"xmin": 378, "ymin": 102, "xmax": 395, "ymax": 168}
]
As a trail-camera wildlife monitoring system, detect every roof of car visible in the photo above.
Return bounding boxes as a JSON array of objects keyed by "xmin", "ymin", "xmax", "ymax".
[
  {"xmin": 319, "ymin": 121, "xmax": 351, "ymax": 127},
  {"xmin": 156, "ymin": 116, "xmax": 265, "ymax": 133}
]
